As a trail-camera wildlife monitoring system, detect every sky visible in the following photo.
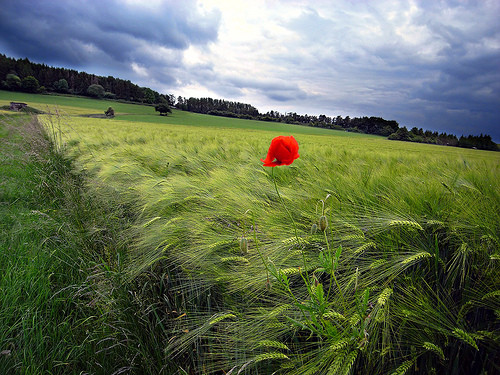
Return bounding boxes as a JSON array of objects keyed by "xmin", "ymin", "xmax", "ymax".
[{"xmin": 1, "ymin": 0, "xmax": 499, "ymax": 140}]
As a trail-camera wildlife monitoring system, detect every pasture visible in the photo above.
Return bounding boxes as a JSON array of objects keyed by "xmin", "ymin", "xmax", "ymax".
[
  {"xmin": 1, "ymin": 90, "xmax": 363, "ymax": 135},
  {"xmin": 1, "ymin": 91, "xmax": 499, "ymax": 374}
]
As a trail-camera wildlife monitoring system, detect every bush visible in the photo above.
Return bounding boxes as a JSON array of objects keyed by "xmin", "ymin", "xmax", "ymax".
[
  {"xmin": 21, "ymin": 76, "xmax": 40, "ymax": 93},
  {"xmin": 87, "ymin": 84, "xmax": 105, "ymax": 99},
  {"xmin": 388, "ymin": 127, "xmax": 410, "ymax": 141},
  {"xmin": 105, "ymin": 107, "xmax": 115, "ymax": 117},
  {"xmin": 53, "ymin": 78, "xmax": 69, "ymax": 93},
  {"xmin": 155, "ymin": 103, "xmax": 171, "ymax": 116},
  {"xmin": 5, "ymin": 73, "xmax": 21, "ymax": 90},
  {"xmin": 104, "ymin": 92, "xmax": 116, "ymax": 100}
]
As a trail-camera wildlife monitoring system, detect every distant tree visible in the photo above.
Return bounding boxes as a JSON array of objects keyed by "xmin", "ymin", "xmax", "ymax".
[
  {"xmin": 155, "ymin": 103, "xmax": 171, "ymax": 116},
  {"xmin": 104, "ymin": 91, "xmax": 116, "ymax": 99},
  {"xmin": 0, "ymin": 53, "xmax": 171, "ymax": 103},
  {"xmin": 458, "ymin": 134, "xmax": 497, "ymax": 151},
  {"xmin": 388, "ymin": 126, "xmax": 410, "ymax": 141},
  {"xmin": 21, "ymin": 76, "xmax": 40, "ymax": 93},
  {"xmin": 104, "ymin": 107, "xmax": 115, "ymax": 117},
  {"xmin": 379, "ymin": 125, "xmax": 396, "ymax": 136},
  {"xmin": 17, "ymin": 58, "xmax": 34, "ymax": 77},
  {"xmin": 176, "ymin": 96, "xmax": 186, "ymax": 110},
  {"xmin": 167, "ymin": 94, "xmax": 176, "ymax": 106},
  {"xmin": 53, "ymin": 78, "xmax": 69, "ymax": 93},
  {"xmin": 5, "ymin": 73, "xmax": 21, "ymax": 90},
  {"xmin": 142, "ymin": 87, "xmax": 157, "ymax": 104},
  {"xmin": 87, "ymin": 84, "xmax": 105, "ymax": 98}
]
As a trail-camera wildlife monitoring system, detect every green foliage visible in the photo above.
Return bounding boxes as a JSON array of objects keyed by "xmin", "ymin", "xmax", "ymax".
[
  {"xmin": 5, "ymin": 73, "xmax": 21, "ymax": 90},
  {"xmin": 86, "ymin": 83, "xmax": 105, "ymax": 98},
  {"xmin": 155, "ymin": 103, "xmax": 171, "ymax": 116},
  {"xmin": 0, "ymin": 116, "xmax": 180, "ymax": 374},
  {"xmin": 388, "ymin": 126, "xmax": 497, "ymax": 151},
  {"xmin": 0, "ymin": 54, "xmax": 158, "ymax": 101},
  {"xmin": 53, "ymin": 78, "xmax": 69, "ymax": 93},
  {"xmin": 142, "ymin": 87, "xmax": 158, "ymax": 104},
  {"xmin": 104, "ymin": 91, "xmax": 116, "ymax": 99},
  {"xmin": 388, "ymin": 126, "xmax": 410, "ymax": 141},
  {"xmin": 458, "ymin": 134, "xmax": 498, "ymax": 151},
  {"xmin": 21, "ymin": 75, "xmax": 40, "ymax": 93}
]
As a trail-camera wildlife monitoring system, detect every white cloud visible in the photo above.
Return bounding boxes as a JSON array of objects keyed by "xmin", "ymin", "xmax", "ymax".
[{"xmin": 131, "ymin": 62, "xmax": 149, "ymax": 77}]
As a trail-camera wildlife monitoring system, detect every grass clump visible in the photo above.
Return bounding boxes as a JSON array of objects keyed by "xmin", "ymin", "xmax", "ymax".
[{"xmin": 0, "ymin": 116, "xmax": 120, "ymax": 373}]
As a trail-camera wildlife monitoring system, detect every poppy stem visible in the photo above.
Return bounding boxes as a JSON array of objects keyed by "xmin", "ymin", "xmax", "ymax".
[
  {"xmin": 270, "ymin": 168, "xmax": 310, "ymax": 284},
  {"xmin": 271, "ymin": 168, "xmax": 300, "ymax": 244}
]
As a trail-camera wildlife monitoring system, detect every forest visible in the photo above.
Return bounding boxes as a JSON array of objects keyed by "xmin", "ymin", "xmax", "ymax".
[
  {"xmin": 174, "ymin": 96, "xmax": 497, "ymax": 150},
  {"xmin": 0, "ymin": 54, "xmax": 171, "ymax": 104},
  {"xmin": 1, "ymin": 54, "xmax": 497, "ymax": 151}
]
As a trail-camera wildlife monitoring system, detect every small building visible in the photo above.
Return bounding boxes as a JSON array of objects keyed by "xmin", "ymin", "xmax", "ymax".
[{"xmin": 10, "ymin": 102, "xmax": 28, "ymax": 111}]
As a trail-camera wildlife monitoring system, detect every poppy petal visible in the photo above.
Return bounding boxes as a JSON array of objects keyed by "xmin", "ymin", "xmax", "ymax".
[{"xmin": 261, "ymin": 135, "xmax": 300, "ymax": 167}]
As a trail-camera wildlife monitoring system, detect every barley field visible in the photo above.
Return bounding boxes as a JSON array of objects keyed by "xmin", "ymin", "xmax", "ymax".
[
  {"xmin": 52, "ymin": 108, "xmax": 499, "ymax": 373},
  {"xmin": 2, "ymin": 92, "xmax": 499, "ymax": 374}
]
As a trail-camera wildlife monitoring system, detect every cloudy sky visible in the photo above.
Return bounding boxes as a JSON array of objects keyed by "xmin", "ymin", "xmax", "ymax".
[{"xmin": 1, "ymin": 0, "xmax": 499, "ymax": 140}]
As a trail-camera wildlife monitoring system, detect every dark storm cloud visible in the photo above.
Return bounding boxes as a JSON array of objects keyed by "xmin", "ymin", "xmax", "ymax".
[
  {"xmin": 0, "ymin": 0, "xmax": 220, "ymax": 69},
  {"xmin": 273, "ymin": 2, "xmax": 500, "ymax": 140},
  {"xmin": 403, "ymin": 42, "xmax": 500, "ymax": 138}
]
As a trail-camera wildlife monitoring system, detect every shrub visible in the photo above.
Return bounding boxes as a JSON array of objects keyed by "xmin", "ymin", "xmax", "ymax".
[
  {"xmin": 87, "ymin": 84, "xmax": 105, "ymax": 99},
  {"xmin": 104, "ymin": 91, "xmax": 116, "ymax": 100},
  {"xmin": 105, "ymin": 107, "xmax": 115, "ymax": 117},
  {"xmin": 53, "ymin": 78, "xmax": 69, "ymax": 93},
  {"xmin": 5, "ymin": 73, "xmax": 21, "ymax": 90},
  {"xmin": 155, "ymin": 103, "xmax": 171, "ymax": 116},
  {"xmin": 21, "ymin": 76, "xmax": 40, "ymax": 93}
]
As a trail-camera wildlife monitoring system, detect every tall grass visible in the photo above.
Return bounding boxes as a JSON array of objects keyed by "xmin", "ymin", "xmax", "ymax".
[
  {"xmin": 8, "ymin": 101, "xmax": 498, "ymax": 373},
  {"xmin": 46, "ymin": 114, "xmax": 499, "ymax": 374},
  {"xmin": 0, "ymin": 115, "xmax": 189, "ymax": 374}
]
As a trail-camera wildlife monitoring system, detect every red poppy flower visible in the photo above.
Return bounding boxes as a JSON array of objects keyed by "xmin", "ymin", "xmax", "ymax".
[{"xmin": 261, "ymin": 135, "xmax": 300, "ymax": 167}]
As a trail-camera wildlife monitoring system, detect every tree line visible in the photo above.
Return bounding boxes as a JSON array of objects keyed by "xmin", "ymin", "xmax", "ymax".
[
  {"xmin": 388, "ymin": 126, "xmax": 497, "ymax": 151},
  {"xmin": 258, "ymin": 112, "xmax": 401, "ymax": 137},
  {"xmin": 175, "ymin": 96, "xmax": 259, "ymax": 118},
  {"xmin": 174, "ymin": 99, "xmax": 497, "ymax": 151},
  {"xmin": 0, "ymin": 54, "xmax": 173, "ymax": 104},
  {"xmin": 175, "ymin": 96, "xmax": 400, "ymax": 137},
  {"xmin": 174, "ymin": 96, "xmax": 497, "ymax": 150},
  {"xmin": 1, "ymin": 54, "xmax": 496, "ymax": 151}
]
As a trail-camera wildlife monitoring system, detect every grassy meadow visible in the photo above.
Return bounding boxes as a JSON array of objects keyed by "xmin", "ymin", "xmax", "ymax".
[
  {"xmin": 1, "ymin": 90, "xmax": 363, "ymax": 135},
  {"xmin": 0, "ymin": 115, "xmax": 145, "ymax": 373},
  {"xmin": 1, "ymin": 91, "xmax": 499, "ymax": 374}
]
